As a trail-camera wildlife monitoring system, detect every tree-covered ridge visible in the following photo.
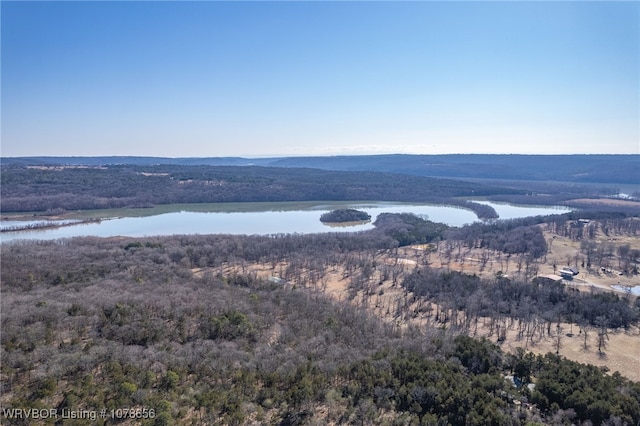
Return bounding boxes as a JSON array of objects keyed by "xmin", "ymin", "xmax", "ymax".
[
  {"xmin": 3, "ymin": 154, "xmax": 638, "ymax": 185},
  {"xmin": 268, "ymin": 154, "xmax": 640, "ymax": 185},
  {"xmin": 320, "ymin": 209, "xmax": 371, "ymax": 223},
  {"xmin": 1, "ymin": 164, "xmax": 513, "ymax": 218}
]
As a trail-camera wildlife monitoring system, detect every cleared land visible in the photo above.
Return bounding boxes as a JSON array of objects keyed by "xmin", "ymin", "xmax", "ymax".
[
  {"xmin": 569, "ymin": 198, "xmax": 640, "ymax": 208},
  {"xmin": 196, "ymin": 224, "xmax": 640, "ymax": 382}
]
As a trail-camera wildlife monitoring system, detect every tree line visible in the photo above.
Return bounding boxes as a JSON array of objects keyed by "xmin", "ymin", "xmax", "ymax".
[
  {"xmin": 401, "ymin": 268, "xmax": 639, "ymax": 332},
  {"xmin": 0, "ymin": 165, "xmax": 508, "ymax": 218}
]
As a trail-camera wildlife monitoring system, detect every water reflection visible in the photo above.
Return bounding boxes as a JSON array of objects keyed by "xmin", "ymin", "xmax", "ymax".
[{"xmin": 1, "ymin": 201, "xmax": 570, "ymax": 242}]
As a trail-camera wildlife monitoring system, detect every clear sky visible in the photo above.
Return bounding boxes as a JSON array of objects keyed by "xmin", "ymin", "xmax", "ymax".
[{"xmin": 2, "ymin": 1, "xmax": 638, "ymax": 157}]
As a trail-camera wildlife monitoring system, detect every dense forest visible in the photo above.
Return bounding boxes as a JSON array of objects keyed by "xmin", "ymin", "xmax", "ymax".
[
  {"xmin": 2, "ymin": 212, "xmax": 640, "ymax": 425},
  {"xmin": 0, "ymin": 165, "xmax": 514, "ymax": 219}
]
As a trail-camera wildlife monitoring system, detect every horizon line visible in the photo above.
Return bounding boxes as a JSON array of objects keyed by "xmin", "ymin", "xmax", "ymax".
[{"xmin": 3, "ymin": 152, "xmax": 640, "ymax": 160}]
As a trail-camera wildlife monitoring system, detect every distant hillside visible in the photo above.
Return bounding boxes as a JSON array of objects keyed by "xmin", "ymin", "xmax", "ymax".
[
  {"xmin": 0, "ymin": 165, "xmax": 508, "ymax": 217},
  {"xmin": 2, "ymin": 154, "xmax": 638, "ymax": 184},
  {"xmin": 0, "ymin": 156, "xmax": 272, "ymax": 167},
  {"xmin": 267, "ymin": 154, "xmax": 640, "ymax": 185}
]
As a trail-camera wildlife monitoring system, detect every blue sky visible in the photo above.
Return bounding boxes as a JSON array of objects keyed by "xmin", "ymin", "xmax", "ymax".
[{"xmin": 2, "ymin": 1, "xmax": 638, "ymax": 157}]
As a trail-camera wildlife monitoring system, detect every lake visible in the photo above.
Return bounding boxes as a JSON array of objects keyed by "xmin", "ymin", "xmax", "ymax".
[{"xmin": 0, "ymin": 201, "xmax": 571, "ymax": 242}]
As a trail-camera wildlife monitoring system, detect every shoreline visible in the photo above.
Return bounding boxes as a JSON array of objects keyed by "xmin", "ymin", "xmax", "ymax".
[{"xmin": 0, "ymin": 217, "xmax": 105, "ymax": 233}]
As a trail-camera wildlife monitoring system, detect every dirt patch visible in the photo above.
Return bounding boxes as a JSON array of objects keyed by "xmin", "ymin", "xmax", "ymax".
[{"xmin": 541, "ymin": 229, "xmax": 639, "ymax": 293}]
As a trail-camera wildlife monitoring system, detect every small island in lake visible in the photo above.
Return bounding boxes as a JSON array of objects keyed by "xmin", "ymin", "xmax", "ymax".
[{"xmin": 320, "ymin": 208, "xmax": 371, "ymax": 224}]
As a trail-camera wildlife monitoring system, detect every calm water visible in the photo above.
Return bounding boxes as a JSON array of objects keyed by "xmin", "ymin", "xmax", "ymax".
[
  {"xmin": 473, "ymin": 200, "xmax": 570, "ymax": 220},
  {"xmin": 0, "ymin": 201, "xmax": 571, "ymax": 242}
]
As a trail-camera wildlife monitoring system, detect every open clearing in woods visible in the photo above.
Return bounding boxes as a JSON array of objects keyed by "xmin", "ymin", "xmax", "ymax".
[{"xmin": 193, "ymin": 224, "xmax": 640, "ymax": 382}]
